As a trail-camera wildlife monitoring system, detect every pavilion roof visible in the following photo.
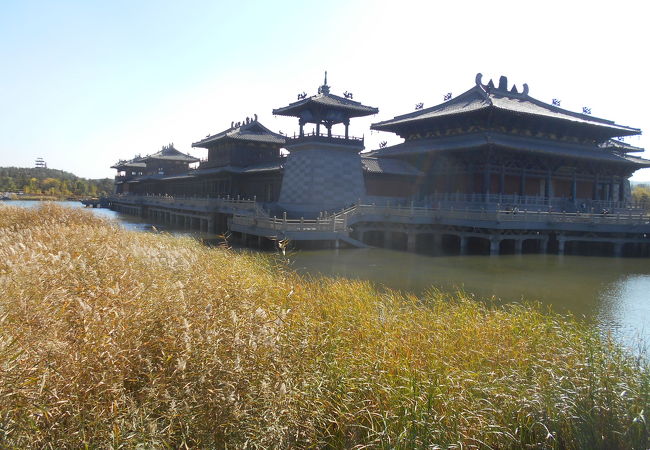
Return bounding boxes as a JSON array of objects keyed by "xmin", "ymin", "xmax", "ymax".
[
  {"xmin": 273, "ymin": 93, "xmax": 378, "ymax": 118},
  {"xmin": 273, "ymin": 76, "xmax": 378, "ymax": 120},
  {"xmin": 111, "ymin": 160, "xmax": 147, "ymax": 170},
  {"xmin": 139, "ymin": 145, "xmax": 199, "ymax": 163},
  {"xmin": 126, "ymin": 159, "xmax": 285, "ymax": 183},
  {"xmin": 192, "ymin": 119, "xmax": 286, "ymax": 148},
  {"xmin": 372, "ymin": 74, "xmax": 641, "ymax": 138},
  {"xmin": 369, "ymin": 131, "xmax": 650, "ymax": 167}
]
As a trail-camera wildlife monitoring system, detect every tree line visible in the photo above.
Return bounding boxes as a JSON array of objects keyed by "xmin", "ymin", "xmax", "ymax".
[
  {"xmin": 0, "ymin": 167, "xmax": 113, "ymax": 198},
  {"xmin": 632, "ymin": 184, "xmax": 650, "ymax": 210}
]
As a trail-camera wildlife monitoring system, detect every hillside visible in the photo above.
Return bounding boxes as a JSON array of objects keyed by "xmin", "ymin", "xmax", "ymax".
[{"xmin": 0, "ymin": 166, "xmax": 113, "ymax": 197}]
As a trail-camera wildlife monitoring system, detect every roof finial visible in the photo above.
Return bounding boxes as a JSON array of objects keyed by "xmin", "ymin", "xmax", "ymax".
[{"xmin": 318, "ymin": 70, "xmax": 330, "ymax": 94}]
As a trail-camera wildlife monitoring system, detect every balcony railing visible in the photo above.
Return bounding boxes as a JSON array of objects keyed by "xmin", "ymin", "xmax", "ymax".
[
  {"xmin": 287, "ymin": 131, "xmax": 364, "ymax": 147},
  {"xmin": 108, "ymin": 193, "xmax": 265, "ymax": 215},
  {"xmin": 424, "ymin": 193, "xmax": 643, "ymax": 213},
  {"xmin": 230, "ymin": 202, "xmax": 650, "ymax": 236}
]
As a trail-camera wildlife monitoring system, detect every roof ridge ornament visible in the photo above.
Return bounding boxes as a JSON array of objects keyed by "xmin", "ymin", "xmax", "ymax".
[
  {"xmin": 318, "ymin": 70, "xmax": 330, "ymax": 94},
  {"xmin": 476, "ymin": 72, "xmax": 529, "ymax": 96},
  {"xmin": 498, "ymin": 76, "xmax": 508, "ymax": 90}
]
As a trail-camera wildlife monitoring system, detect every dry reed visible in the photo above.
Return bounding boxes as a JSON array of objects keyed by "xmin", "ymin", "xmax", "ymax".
[{"xmin": 0, "ymin": 203, "xmax": 648, "ymax": 448}]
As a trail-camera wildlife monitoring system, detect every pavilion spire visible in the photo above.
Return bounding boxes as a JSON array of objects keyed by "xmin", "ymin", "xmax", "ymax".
[{"xmin": 319, "ymin": 70, "xmax": 330, "ymax": 94}]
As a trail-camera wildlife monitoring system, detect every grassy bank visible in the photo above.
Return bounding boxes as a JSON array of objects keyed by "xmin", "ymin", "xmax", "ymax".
[{"xmin": 1, "ymin": 204, "xmax": 648, "ymax": 448}]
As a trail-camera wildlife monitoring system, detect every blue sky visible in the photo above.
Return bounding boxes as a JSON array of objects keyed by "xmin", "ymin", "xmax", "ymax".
[{"xmin": 1, "ymin": 0, "xmax": 649, "ymax": 180}]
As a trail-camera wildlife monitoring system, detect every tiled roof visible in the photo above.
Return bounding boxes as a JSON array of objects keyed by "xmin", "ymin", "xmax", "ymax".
[
  {"xmin": 242, "ymin": 160, "xmax": 284, "ymax": 173},
  {"xmin": 599, "ymin": 139, "xmax": 644, "ymax": 153},
  {"xmin": 361, "ymin": 156, "xmax": 421, "ymax": 176},
  {"xmin": 372, "ymin": 74, "xmax": 640, "ymax": 137},
  {"xmin": 141, "ymin": 145, "xmax": 199, "ymax": 163},
  {"xmin": 371, "ymin": 132, "xmax": 650, "ymax": 167},
  {"xmin": 273, "ymin": 92, "xmax": 378, "ymax": 119},
  {"xmin": 192, "ymin": 160, "xmax": 285, "ymax": 176},
  {"xmin": 111, "ymin": 160, "xmax": 147, "ymax": 169},
  {"xmin": 192, "ymin": 120, "xmax": 286, "ymax": 148}
]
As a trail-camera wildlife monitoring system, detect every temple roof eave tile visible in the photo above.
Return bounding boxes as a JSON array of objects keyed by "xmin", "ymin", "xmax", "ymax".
[
  {"xmin": 371, "ymin": 132, "xmax": 650, "ymax": 167},
  {"xmin": 371, "ymin": 79, "xmax": 641, "ymax": 138},
  {"xmin": 273, "ymin": 93, "xmax": 378, "ymax": 119},
  {"xmin": 192, "ymin": 120, "xmax": 286, "ymax": 148}
]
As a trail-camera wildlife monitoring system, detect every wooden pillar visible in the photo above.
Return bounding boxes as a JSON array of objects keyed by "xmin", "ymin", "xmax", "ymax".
[
  {"xmin": 407, "ymin": 232, "xmax": 417, "ymax": 252},
  {"xmin": 520, "ymin": 168, "xmax": 526, "ymax": 196},
  {"xmin": 540, "ymin": 236, "xmax": 549, "ymax": 254},
  {"xmin": 613, "ymin": 242, "xmax": 623, "ymax": 257},
  {"xmin": 459, "ymin": 235, "xmax": 467, "ymax": 255},
  {"xmin": 571, "ymin": 171, "xmax": 577, "ymax": 203},
  {"xmin": 545, "ymin": 170, "xmax": 551, "ymax": 199},
  {"xmin": 557, "ymin": 236, "xmax": 566, "ymax": 255},
  {"xmin": 489, "ymin": 237, "xmax": 500, "ymax": 256},
  {"xmin": 344, "ymin": 119, "xmax": 350, "ymax": 139},
  {"xmin": 593, "ymin": 173, "xmax": 600, "ymax": 200},
  {"xmin": 619, "ymin": 179, "xmax": 626, "ymax": 203},
  {"xmin": 483, "ymin": 166, "xmax": 490, "ymax": 196},
  {"xmin": 514, "ymin": 239, "xmax": 523, "ymax": 255}
]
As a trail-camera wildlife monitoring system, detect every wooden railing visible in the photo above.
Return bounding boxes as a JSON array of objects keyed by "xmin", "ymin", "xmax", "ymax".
[
  {"xmin": 347, "ymin": 204, "xmax": 650, "ymax": 226},
  {"xmin": 288, "ymin": 132, "xmax": 364, "ymax": 145},
  {"xmin": 426, "ymin": 193, "xmax": 641, "ymax": 212},
  {"xmin": 109, "ymin": 194, "xmax": 260, "ymax": 214},
  {"xmin": 231, "ymin": 203, "xmax": 650, "ymax": 235},
  {"xmin": 110, "ymin": 194, "xmax": 650, "ymax": 235},
  {"xmin": 233, "ymin": 214, "xmax": 348, "ymax": 233}
]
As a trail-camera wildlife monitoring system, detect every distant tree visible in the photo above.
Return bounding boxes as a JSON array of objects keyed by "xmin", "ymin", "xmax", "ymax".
[
  {"xmin": 0, "ymin": 167, "xmax": 114, "ymax": 198},
  {"xmin": 42, "ymin": 178, "xmax": 61, "ymax": 196},
  {"xmin": 24, "ymin": 177, "xmax": 41, "ymax": 194},
  {"xmin": 632, "ymin": 185, "xmax": 650, "ymax": 210}
]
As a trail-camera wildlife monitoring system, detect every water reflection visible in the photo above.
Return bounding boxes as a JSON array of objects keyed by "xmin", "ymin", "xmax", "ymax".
[
  {"xmin": 288, "ymin": 248, "xmax": 650, "ymax": 348},
  {"xmin": 599, "ymin": 274, "xmax": 650, "ymax": 350}
]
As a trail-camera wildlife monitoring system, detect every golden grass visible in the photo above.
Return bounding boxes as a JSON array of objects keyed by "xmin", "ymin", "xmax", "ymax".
[{"xmin": 0, "ymin": 203, "xmax": 648, "ymax": 448}]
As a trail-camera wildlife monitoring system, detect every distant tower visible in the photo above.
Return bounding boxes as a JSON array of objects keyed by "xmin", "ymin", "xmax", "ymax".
[
  {"xmin": 273, "ymin": 73, "xmax": 378, "ymax": 216},
  {"xmin": 35, "ymin": 157, "xmax": 47, "ymax": 169}
]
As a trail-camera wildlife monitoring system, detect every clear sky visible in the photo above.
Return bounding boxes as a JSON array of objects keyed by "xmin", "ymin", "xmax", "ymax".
[{"xmin": 1, "ymin": 0, "xmax": 649, "ymax": 180}]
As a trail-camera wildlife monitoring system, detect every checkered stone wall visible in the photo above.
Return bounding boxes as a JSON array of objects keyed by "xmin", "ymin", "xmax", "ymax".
[{"xmin": 279, "ymin": 148, "xmax": 365, "ymax": 211}]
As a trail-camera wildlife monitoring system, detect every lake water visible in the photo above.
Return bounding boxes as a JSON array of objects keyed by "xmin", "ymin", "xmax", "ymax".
[{"xmin": 6, "ymin": 200, "xmax": 650, "ymax": 349}]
